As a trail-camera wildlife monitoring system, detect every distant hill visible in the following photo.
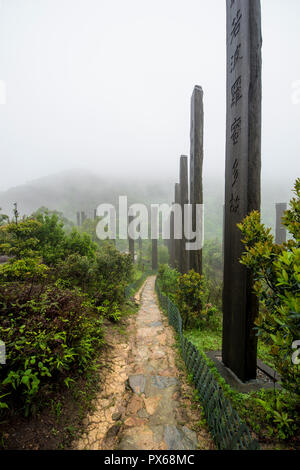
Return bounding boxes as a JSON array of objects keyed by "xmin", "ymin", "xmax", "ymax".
[
  {"xmin": 0, "ymin": 169, "xmax": 296, "ymax": 241},
  {"xmin": 0, "ymin": 170, "xmax": 173, "ymax": 221}
]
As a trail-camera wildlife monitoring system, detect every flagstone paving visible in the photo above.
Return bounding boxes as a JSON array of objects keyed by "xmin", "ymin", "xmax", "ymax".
[{"xmin": 74, "ymin": 276, "xmax": 214, "ymax": 451}]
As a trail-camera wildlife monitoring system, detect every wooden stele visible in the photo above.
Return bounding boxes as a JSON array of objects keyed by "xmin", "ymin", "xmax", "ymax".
[
  {"xmin": 190, "ymin": 86, "xmax": 204, "ymax": 275},
  {"xmin": 222, "ymin": 0, "xmax": 262, "ymax": 382},
  {"xmin": 275, "ymin": 203, "xmax": 287, "ymax": 244},
  {"xmin": 180, "ymin": 156, "xmax": 189, "ymax": 274},
  {"xmin": 169, "ymin": 202, "xmax": 175, "ymax": 268},
  {"xmin": 152, "ymin": 239, "xmax": 158, "ymax": 271},
  {"xmin": 174, "ymin": 183, "xmax": 181, "ymax": 270},
  {"xmin": 128, "ymin": 215, "xmax": 135, "ymax": 262}
]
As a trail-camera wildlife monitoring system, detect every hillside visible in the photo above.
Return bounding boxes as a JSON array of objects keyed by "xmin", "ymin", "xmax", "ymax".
[{"xmin": 0, "ymin": 169, "xmax": 296, "ymax": 240}]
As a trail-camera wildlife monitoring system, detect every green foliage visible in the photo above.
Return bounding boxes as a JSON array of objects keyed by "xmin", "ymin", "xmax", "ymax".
[
  {"xmin": 32, "ymin": 207, "xmax": 74, "ymax": 232},
  {"xmin": 79, "ymin": 217, "xmax": 103, "ymax": 245},
  {"xmin": 176, "ymin": 270, "xmax": 208, "ymax": 329},
  {"xmin": 157, "ymin": 264, "xmax": 180, "ymax": 302},
  {"xmin": 185, "ymin": 328, "xmax": 222, "ymax": 352},
  {"xmin": 158, "ymin": 244, "xmax": 169, "ymax": 265},
  {"xmin": 203, "ymin": 239, "xmax": 223, "ymax": 281},
  {"xmin": 56, "ymin": 246, "xmax": 132, "ymax": 314},
  {"xmin": 0, "ymin": 208, "xmax": 134, "ymax": 418},
  {"xmin": 93, "ymin": 243, "xmax": 133, "ymax": 306},
  {"xmin": 203, "ymin": 239, "xmax": 223, "ymax": 308},
  {"xmin": 254, "ymin": 392, "xmax": 298, "ymax": 440},
  {"xmin": 0, "ymin": 208, "xmax": 8, "ymax": 227},
  {"xmin": 64, "ymin": 228, "xmax": 97, "ymax": 260},
  {"xmin": 238, "ymin": 178, "xmax": 300, "ymax": 397},
  {"xmin": 157, "ymin": 265, "xmax": 219, "ymax": 330},
  {"xmin": 0, "ymin": 214, "xmax": 97, "ymax": 266},
  {"xmin": 0, "ymin": 258, "xmax": 49, "ymax": 283},
  {"xmin": 0, "ymin": 219, "xmax": 43, "ymax": 259},
  {"xmin": 97, "ymin": 302, "xmax": 122, "ymax": 323},
  {"xmin": 0, "ymin": 283, "xmax": 103, "ymax": 416}
]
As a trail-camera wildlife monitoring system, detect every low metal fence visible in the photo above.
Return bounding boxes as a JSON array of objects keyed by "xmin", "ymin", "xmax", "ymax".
[
  {"xmin": 155, "ymin": 278, "xmax": 260, "ymax": 451},
  {"xmin": 125, "ymin": 272, "xmax": 150, "ymax": 298}
]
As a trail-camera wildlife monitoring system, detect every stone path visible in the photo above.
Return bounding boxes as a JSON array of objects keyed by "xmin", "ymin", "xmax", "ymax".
[{"xmin": 74, "ymin": 276, "xmax": 214, "ymax": 450}]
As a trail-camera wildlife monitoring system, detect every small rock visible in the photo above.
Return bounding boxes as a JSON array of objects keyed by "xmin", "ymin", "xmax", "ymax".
[
  {"xmin": 149, "ymin": 321, "xmax": 163, "ymax": 327},
  {"xmin": 124, "ymin": 417, "xmax": 146, "ymax": 427},
  {"xmin": 143, "ymin": 396, "xmax": 161, "ymax": 415},
  {"xmin": 164, "ymin": 425, "xmax": 197, "ymax": 450},
  {"xmin": 151, "ymin": 376, "xmax": 178, "ymax": 390},
  {"xmin": 128, "ymin": 375, "xmax": 146, "ymax": 394},
  {"xmin": 127, "ymin": 395, "xmax": 143, "ymax": 415},
  {"xmin": 112, "ymin": 412, "xmax": 122, "ymax": 421},
  {"xmin": 137, "ymin": 408, "xmax": 149, "ymax": 418},
  {"xmin": 106, "ymin": 424, "xmax": 121, "ymax": 438}
]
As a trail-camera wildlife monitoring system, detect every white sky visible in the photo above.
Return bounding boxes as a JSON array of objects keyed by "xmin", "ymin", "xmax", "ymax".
[{"xmin": 0, "ymin": 0, "xmax": 299, "ymax": 191}]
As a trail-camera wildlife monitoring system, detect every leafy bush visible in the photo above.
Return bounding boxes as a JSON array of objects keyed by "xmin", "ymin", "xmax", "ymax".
[
  {"xmin": 238, "ymin": 178, "xmax": 300, "ymax": 397},
  {"xmin": 57, "ymin": 244, "xmax": 133, "ymax": 309},
  {"xmin": 0, "ymin": 283, "xmax": 103, "ymax": 416},
  {"xmin": 63, "ymin": 228, "xmax": 97, "ymax": 260},
  {"xmin": 157, "ymin": 264, "xmax": 180, "ymax": 302},
  {"xmin": 176, "ymin": 270, "xmax": 208, "ymax": 329},
  {"xmin": 0, "ymin": 258, "xmax": 49, "ymax": 283},
  {"xmin": 56, "ymin": 254, "xmax": 96, "ymax": 292},
  {"xmin": 93, "ymin": 243, "xmax": 133, "ymax": 306},
  {"xmin": 0, "ymin": 219, "xmax": 43, "ymax": 259},
  {"xmin": 0, "ymin": 210, "xmax": 135, "ymax": 417},
  {"xmin": 157, "ymin": 265, "xmax": 218, "ymax": 330},
  {"xmin": 255, "ymin": 392, "xmax": 298, "ymax": 440},
  {"xmin": 0, "ymin": 215, "xmax": 98, "ymax": 266}
]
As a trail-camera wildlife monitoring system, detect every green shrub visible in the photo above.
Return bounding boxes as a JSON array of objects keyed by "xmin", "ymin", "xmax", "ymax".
[
  {"xmin": 0, "ymin": 219, "xmax": 42, "ymax": 259},
  {"xmin": 176, "ymin": 270, "xmax": 208, "ymax": 329},
  {"xmin": 63, "ymin": 228, "xmax": 97, "ymax": 260},
  {"xmin": 0, "ymin": 258, "xmax": 49, "ymax": 284},
  {"xmin": 238, "ymin": 178, "xmax": 300, "ymax": 397},
  {"xmin": 0, "ymin": 210, "xmax": 134, "ymax": 418},
  {"xmin": 93, "ymin": 243, "xmax": 133, "ymax": 306},
  {"xmin": 0, "ymin": 283, "xmax": 103, "ymax": 416},
  {"xmin": 157, "ymin": 264, "xmax": 180, "ymax": 302}
]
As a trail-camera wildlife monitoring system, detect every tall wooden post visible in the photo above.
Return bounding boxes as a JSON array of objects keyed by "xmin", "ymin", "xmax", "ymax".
[
  {"xmin": 174, "ymin": 183, "xmax": 181, "ymax": 270},
  {"xmin": 170, "ymin": 203, "xmax": 175, "ymax": 268},
  {"xmin": 152, "ymin": 239, "xmax": 158, "ymax": 271},
  {"xmin": 276, "ymin": 203, "xmax": 287, "ymax": 244},
  {"xmin": 222, "ymin": 0, "xmax": 262, "ymax": 382},
  {"xmin": 128, "ymin": 215, "xmax": 135, "ymax": 263},
  {"xmin": 180, "ymin": 156, "xmax": 189, "ymax": 274},
  {"xmin": 190, "ymin": 86, "xmax": 204, "ymax": 275}
]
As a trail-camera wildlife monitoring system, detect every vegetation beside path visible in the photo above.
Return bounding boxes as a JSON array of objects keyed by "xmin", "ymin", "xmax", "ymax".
[{"xmin": 0, "ymin": 208, "xmax": 146, "ymax": 449}]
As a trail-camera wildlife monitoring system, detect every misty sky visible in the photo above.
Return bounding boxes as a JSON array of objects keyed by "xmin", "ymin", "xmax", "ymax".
[{"xmin": 0, "ymin": 0, "xmax": 299, "ymax": 192}]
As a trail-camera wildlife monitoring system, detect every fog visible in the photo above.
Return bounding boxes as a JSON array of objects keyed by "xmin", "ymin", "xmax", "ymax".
[{"xmin": 0, "ymin": 0, "xmax": 299, "ymax": 194}]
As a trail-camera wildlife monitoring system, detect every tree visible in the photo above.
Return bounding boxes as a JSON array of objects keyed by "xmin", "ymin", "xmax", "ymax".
[{"xmin": 0, "ymin": 208, "xmax": 8, "ymax": 227}]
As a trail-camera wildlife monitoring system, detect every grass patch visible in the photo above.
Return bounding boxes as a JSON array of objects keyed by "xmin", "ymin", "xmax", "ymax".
[{"xmin": 185, "ymin": 327, "xmax": 222, "ymax": 352}]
